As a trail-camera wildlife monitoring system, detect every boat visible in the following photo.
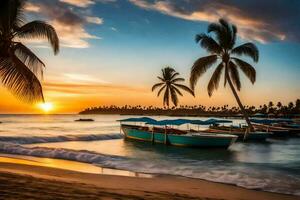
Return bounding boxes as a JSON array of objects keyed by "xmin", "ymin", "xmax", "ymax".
[
  {"xmin": 276, "ymin": 123, "xmax": 300, "ymax": 135},
  {"xmin": 208, "ymin": 125, "xmax": 272, "ymax": 141},
  {"xmin": 250, "ymin": 118, "xmax": 300, "ymax": 137},
  {"xmin": 252, "ymin": 123, "xmax": 289, "ymax": 137},
  {"xmin": 186, "ymin": 118, "xmax": 270, "ymax": 141},
  {"xmin": 75, "ymin": 118, "xmax": 94, "ymax": 122},
  {"xmin": 119, "ymin": 118, "xmax": 238, "ymax": 148}
]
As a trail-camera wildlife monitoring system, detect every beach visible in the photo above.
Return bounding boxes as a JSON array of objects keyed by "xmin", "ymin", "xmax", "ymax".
[
  {"xmin": 0, "ymin": 114, "xmax": 300, "ymax": 197},
  {"xmin": 0, "ymin": 157, "xmax": 299, "ymax": 200}
]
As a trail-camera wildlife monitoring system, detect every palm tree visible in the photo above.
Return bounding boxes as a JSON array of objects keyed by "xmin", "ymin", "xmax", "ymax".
[
  {"xmin": 152, "ymin": 67, "xmax": 194, "ymax": 107},
  {"xmin": 190, "ymin": 19, "xmax": 259, "ymax": 131},
  {"xmin": 0, "ymin": 0, "xmax": 59, "ymax": 103}
]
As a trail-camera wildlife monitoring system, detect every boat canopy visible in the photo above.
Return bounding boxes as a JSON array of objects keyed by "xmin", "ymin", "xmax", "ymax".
[
  {"xmin": 118, "ymin": 117, "xmax": 157, "ymax": 123},
  {"xmin": 202, "ymin": 118, "xmax": 233, "ymax": 124},
  {"xmin": 250, "ymin": 118, "xmax": 293, "ymax": 124},
  {"xmin": 188, "ymin": 119, "xmax": 232, "ymax": 125},
  {"xmin": 146, "ymin": 118, "xmax": 232, "ymax": 126},
  {"xmin": 146, "ymin": 119, "xmax": 191, "ymax": 126},
  {"xmin": 253, "ymin": 113, "xmax": 266, "ymax": 117}
]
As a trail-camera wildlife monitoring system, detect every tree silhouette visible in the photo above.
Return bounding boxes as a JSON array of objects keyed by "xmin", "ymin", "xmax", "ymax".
[
  {"xmin": 152, "ymin": 67, "xmax": 194, "ymax": 107},
  {"xmin": 0, "ymin": 0, "xmax": 59, "ymax": 103},
  {"xmin": 190, "ymin": 19, "xmax": 259, "ymax": 131}
]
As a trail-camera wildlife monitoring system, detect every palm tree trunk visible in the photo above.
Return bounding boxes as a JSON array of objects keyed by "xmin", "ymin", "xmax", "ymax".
[{"xmin": 225, "ymin": 67, "xmax": 254, "ymax": 135}]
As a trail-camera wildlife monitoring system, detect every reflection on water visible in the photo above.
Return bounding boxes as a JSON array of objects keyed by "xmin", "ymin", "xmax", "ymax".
[{"xmin": 0, "ymin": 154, "xmax": 153, "ymax": 178}]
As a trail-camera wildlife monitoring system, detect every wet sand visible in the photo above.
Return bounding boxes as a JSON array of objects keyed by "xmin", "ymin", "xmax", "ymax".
[{"xmin": 0, "ymin": 159, "xmax": 299, "ymax": 200}]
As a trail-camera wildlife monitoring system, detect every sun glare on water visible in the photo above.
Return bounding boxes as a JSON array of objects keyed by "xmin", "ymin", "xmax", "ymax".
[{"xmin": 38, "ymin": 102, "xmax": 54, "ymax": 113}]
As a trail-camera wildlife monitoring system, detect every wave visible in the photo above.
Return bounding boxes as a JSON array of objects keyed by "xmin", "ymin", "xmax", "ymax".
[
  {"xmin": 0, "ymin": 133, "xmax": 123, "ymax": 144},
  {"xmin": 0, "ymin": 142, "xmax": 126, "ymax": 167},
  {"xmin": 0, "ymin": 142, "xmax": 299, "ymax": 196}
]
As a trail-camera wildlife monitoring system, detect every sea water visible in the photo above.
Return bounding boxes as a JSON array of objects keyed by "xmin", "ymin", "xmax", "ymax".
[{"xmin": 0, "ymin": 114, "xmax": 299, "ymax": 196}]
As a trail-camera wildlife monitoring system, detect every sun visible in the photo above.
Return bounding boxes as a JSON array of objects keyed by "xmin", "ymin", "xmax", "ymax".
[{"xmin": 38, "ymin": 102, "xmax": 54, "ymax": 113}]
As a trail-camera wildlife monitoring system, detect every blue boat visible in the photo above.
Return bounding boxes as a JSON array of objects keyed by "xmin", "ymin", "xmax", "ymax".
[{"xmin": 119, "ymin": 118, "xmax": 238, "ymax": 149}]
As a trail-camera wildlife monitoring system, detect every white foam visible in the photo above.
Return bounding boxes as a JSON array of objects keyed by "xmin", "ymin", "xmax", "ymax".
[
  {"xmin": 0, "ymin": 142, "xmax": 125, "ymax": 167},
  {"xmin": 0, "ymin": 133, "xmax": 123, "ymax": 144}
]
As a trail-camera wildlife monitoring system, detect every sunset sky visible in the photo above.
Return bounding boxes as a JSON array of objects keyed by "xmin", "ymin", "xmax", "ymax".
[{"xmin": 1, "ymin": 0, "xmax": 300, "ymax": 114}]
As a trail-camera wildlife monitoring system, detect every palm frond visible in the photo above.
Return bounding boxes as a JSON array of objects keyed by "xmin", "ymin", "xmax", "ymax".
[
  {"xmin": 172, "ymin": 85, "xmax": 183, "ymax": 96},
  {"xmin": 0, "ymin": 0, "xmax": 25, "ymax": 33},
  {"xmin": 163, "ymin": 86, "xmax": 170, "ymax": 107},
  {"xmin": 231, "ymin": 43, "xmax": 259, "ymax": 62},
  {"xmin": 207, "ymin": 62, "xmax": 224, "ymax": 97},
  {"xmin": 207, "ymin": 22, "xmax": 225, "ymax": 47},
  {"xmin": 170, "ymin": 72, "xmax": 179, "ymax": 80},
  {"xmin": 13, "ymin": 42, "xmax": 45, "ymax": 80},
  {"xmin": 157, "ymin": 85, "xmax": 166, "ymax": 97},
  {"xmin": 170, "ymin": 87, "xmax": 178, "ymax": 107},
  {"xmin": 232, "ymin": 57, "xmax": 256, "ymax": 84},
  {"xmin": 10, "ymin": 0, "xmax": 26, "ymax": 29},
  {"xmin": 157, "ymin": 76, "xmax": 165, "ymax": 82},
  {"xmin": 228, "ymin": 61, "xmax": 241, "ymax": 91},
  {"xmin": 195, "ymin": 33, "xmax": 222, "ymax": 54},
  {"xmin": 151, "ymin": 82, "xmax": 164, "ymax": 91},
  {"xmin": 219, "ymin": 19, "xmax": 232, "ymax": 48},
  {"xmin": 0, "ymin": 55, "xmax": 44, "ymax": 103},
  {"xmin": 190, "ymin": 55, "xmax": 218, "ymax": 90},
  {"xmin": 15, "ymin": 21, "xmax": 59, "ymax": 54},
  {"xmin": 174, "ymin": 83, "xmax": 194, "ymax": 96},
  {"xmin": 171, "ymin": 78, "xmax": 184, "ymax": 83},
  {"xmin": 229, "ymin": 25, "xmax": 237, "ymax": 49}
]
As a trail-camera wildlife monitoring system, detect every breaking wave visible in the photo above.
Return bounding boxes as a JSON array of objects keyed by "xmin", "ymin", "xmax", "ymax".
[
  {"xmin": 0, "ymin": 142, "xmax": 126, "ymax": 167},
  {"xmin": 0, "ymin": 133, "xmax": 123, "ymax": 144}
]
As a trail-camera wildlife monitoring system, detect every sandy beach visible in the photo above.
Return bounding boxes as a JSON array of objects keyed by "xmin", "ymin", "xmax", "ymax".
[{"xmin": 0, "ymin": 157, "xmax": 299, "ymax": 200}]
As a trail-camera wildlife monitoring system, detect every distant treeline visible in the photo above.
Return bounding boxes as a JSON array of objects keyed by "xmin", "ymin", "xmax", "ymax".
[{"xmin": 79, "ymin": 99, "xmax": 300, "ymax": 117}]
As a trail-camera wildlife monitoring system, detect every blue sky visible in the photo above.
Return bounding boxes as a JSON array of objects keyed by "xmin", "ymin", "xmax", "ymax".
[{"xmin": 1, "ymin": 0, "xmax": 300, "ymax": 113}]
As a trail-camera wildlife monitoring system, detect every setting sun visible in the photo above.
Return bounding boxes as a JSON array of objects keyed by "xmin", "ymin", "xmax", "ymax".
[{"xmin": 38, "ymin": 102, "xmax": 54, "ymax": 113}]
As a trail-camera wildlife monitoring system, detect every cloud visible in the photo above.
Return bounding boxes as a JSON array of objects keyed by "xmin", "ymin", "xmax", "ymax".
[
  {"xmin": 129, "ymin": 0, "xmax": 300, "ymax": 43},
  {"xmin": 24, "ymin": 0, "xmax": 104, "ymax": 48},
  {"xmin": 110, "ymin": 27, "xmax": 118, "ymax": 31},
  {"xmin": 59, "ymin": 0, "xmax": 95, "ymax": 7},
  {"xmin": 42, "ymin": 73, "xmax": 147, "ymax": 97},
  {"xmin": 86, "ymin": 16, "xmax": 104, "ymax": 24},
  {"xmin": 43, "ymin": 81, "xmax": 145, "ymax": 96},
  {"xmin": 62, "ymin": 73, "xmax": 109, "ymax": 84},
  {"xmin": 24, "ymin": 2, "xmax": 40, "ymax": 12},
  {"xmin": 60, "ymin": 0, "xmax": 116, "ymax": 7}
]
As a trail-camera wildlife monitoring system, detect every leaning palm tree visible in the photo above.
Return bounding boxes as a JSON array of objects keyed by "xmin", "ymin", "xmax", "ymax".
[
  {"xmin": 190, "ymin": 19, "xmax": 259, "ymax": 131},
  {"xmin": 152, "ymin": 67, "xmax": 194, "ymax": 108},
  {"xmin": 0, "ymin": 0, "xmax": 59, "ymax": 103}
]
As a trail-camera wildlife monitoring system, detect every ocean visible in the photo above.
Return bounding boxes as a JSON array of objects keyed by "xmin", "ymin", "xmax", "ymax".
[{"xmin": 0, "ymin": 114, "xmax": 299, "ymax": 196}]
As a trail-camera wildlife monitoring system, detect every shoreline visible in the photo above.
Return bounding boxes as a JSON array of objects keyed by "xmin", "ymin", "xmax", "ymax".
[{"xmin": 0, "ymin": 156, "xmax": 298, "ymax": 200}]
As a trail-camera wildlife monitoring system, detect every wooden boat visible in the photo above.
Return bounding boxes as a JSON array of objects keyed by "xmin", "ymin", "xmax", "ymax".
[
  {"xmin": 252, "ymin": 124, "xmax": 289, "ymax": 137},
  {"xmin": 250, "ymin": 118, "xmax": 300, "ymax": 136},
  {"xmin": 276, "ymin": 123, "xmax": 300, "ymax": 135},
  {"xmin": 121, "ymin": 124, "xmax": 237, "ymax": 148},
  {"xmin": 75, "ymin": 118, "xmax": 94, "ymax": 122},
  {"xmin": 208, "ymin": 125, "xmax": 271, "ymax": 141}
]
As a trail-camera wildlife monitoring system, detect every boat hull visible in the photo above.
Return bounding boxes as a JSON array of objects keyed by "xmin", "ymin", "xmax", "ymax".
[
  {"xmin": 253, "ymin": 124, "xmax": 299, "ymax": 137},
  {"xmin": 252, "ymin": 124, "xmax": 289, "ymax": 137},
  {"xmin": 121, "ymin": 125, "xmax": 237, "ymax": 148},
  {"xmin": 208, "ymin": 128, "xmax": 271, "ymax": 141}
]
